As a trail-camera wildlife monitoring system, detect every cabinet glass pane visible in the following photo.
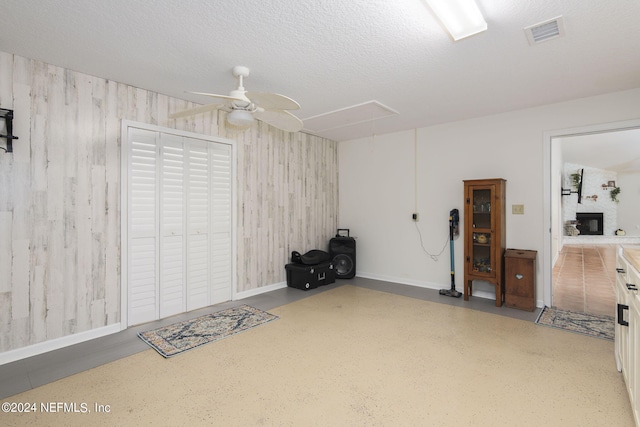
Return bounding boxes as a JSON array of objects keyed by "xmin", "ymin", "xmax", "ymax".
[
  {"xmin": 472, "ymin": 189, "xmax": 491, "ymax": 228},
  {"xmin": 473, "ymin": 243, "xmax": 493, "ymax": 273},
  {"xmin": 472, "ymin": 188, "xmax": 492, "ymax": 273}
]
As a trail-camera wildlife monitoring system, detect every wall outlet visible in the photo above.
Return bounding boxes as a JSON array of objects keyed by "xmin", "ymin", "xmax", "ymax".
[
  {"xmin": 512, "ymin": 204, "xmax": 525, "ymax": 215},
  {"xmin": 412, "ymin": 213, "xmax": 419, "ymax": 221}
]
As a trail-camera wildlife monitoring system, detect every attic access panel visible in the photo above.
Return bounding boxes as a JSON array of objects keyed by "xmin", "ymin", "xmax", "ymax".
[{"xmin": 302, "ymin": 101, "xmax": 399, "ymax": 134}]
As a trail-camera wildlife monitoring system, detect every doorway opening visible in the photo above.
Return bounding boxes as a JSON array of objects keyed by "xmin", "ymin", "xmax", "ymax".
[{"xmin": 544, "ymin": 119, "xmax": 640, "ymax": 314}]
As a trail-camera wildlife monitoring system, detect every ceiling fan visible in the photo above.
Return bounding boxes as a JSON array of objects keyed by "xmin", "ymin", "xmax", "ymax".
[{"xmin": 170, "ymin": 65, "xmax": 303, "ymax": 132}]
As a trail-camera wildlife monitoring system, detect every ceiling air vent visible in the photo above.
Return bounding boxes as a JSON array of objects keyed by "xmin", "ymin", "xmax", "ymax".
[{"xmin": 524, "ymin": 16, "xmax": 565, "ymax": 45}]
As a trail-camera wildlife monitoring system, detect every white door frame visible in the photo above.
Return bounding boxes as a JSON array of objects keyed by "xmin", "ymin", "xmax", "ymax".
[
  {"xmin": 542, "ymin": 118, "xmax": 640, "ymax": 308},
  {"xmin": 120, "ymin": 120, "xmax": 237, "ymax": 329}
]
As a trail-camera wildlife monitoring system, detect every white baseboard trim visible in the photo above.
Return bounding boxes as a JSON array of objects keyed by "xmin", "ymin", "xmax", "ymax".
[
  {"xmin": 356, "ymin": 271, "xmax": 497, "ymax": 301},
  {"xmin": 0, "ymin": 273, "xmax": 542, "ymax": 366},
  {"xmin": 234, "ymin": 281, "xmax": 288, "ymax": 300},
  {"xmin": 357, "ymin": 271, "xmax": 443, "ymax": 291},
  {"xmin": 0, "ymin": 323, "xmax": 122, "ymax": 366},
  {"xmin": 357, "ymin": 272, "xmax": 542, "ymax": 308},
  {"xmin": 1, "ymin": 282, "xmax": 288, "ymax": 365}
]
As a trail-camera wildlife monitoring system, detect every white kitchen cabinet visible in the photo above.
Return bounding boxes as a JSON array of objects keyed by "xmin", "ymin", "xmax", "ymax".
[
  {"xmin": 615, "ymin": 253, "xmax": 630, "ymax": 375},
  {"xmin": 616, "ymin": 246, "xmax": 640, "ymax": 426},
  {"xmin": 629, "ymin": 273, "xmax": 640, "ymax": 425}
]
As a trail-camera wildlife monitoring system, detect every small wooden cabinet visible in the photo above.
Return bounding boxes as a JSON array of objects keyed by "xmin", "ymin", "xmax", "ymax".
[
  {"xmin": 504, "ymin": 249, "xmax": 536, "ymax": 311},
  {"xmin": 463, "ymin": 178, "xmax": 506, "ymax": 306}
]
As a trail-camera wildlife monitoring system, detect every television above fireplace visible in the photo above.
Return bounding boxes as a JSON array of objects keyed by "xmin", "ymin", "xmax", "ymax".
[{"xmin": 576, "ymin": 212, "xmax": 603, "ymax": 235}]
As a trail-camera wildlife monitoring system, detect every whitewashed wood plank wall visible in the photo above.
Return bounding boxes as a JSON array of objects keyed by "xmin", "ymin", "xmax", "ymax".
[
  {"xmin": 228, "ymin": 122, "xmax": 339, "ymax": 292},
  {"xmin": 0, "ymin": 51, "xmax": 338, "ymax": 353}
]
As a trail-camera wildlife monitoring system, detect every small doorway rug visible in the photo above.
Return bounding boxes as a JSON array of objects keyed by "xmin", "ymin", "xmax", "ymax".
[
  {"xmin": 535, "ymin": 306, "xmax": 614, "ymax": 341},
  {"xmin": 138, "ymin": 305, "xmax": 279, "ymax": 357}
]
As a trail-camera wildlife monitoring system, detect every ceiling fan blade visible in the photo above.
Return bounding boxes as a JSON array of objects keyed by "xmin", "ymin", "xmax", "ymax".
[
  {"xmin": 254, "ymin": 109, "xmax": 303, "ymax": 132},
  {"xmin": 169, "ymin": 103, "xmax": 223, "ymax": 119},
  {"xmin": 246, "ymin": 91, "xmax": 300, "ymax": 111},
  {"xmin": 187, "ymin": 91, "xmax": 245, "ymax": 102}
]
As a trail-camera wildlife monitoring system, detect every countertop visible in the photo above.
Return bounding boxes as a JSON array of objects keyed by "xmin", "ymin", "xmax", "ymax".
[{"xmin": 622, "ymin": 246, "xmax": 640, "ymax": 272}]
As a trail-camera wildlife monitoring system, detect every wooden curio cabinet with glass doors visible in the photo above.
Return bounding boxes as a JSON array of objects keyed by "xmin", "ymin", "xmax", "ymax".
[{"xmin": 463, "ymin": 179, "xmax": 506, "ymax": 306}]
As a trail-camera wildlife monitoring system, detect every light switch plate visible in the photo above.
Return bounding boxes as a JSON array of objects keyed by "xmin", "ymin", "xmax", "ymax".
[{"xmin": 512, "ymin": 204, "xmax": 525, "ymax": 215}]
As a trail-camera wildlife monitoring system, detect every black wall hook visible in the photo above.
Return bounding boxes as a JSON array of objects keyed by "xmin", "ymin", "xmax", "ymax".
[{"xmin": 0, "ymin": 108, "xmax": 18, "ymax": 153}]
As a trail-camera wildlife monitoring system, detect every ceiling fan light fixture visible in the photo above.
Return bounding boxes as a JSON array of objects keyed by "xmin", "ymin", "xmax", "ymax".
[
  {"xmin": 227, "ymin": 109, "xmax": 254, "ymax": 128},
  {"xmin": 425, "ymin": 0, "xmax": 487, "ymax": 41},
  {"xmin": 172, "ymin": 66, "xmax": 302, "ymax": 132}
]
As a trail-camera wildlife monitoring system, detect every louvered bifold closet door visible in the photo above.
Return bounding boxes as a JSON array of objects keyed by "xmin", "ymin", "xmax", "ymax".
[
  {"xmin": 210, "ymin": 144, "xmax": 233, "ymax": 304},
  {"xmin": 186, "ymin": 140, "xmax": 211, "ymax": 311},
  {"xmin": 126, "ymin": 125, "xmax": 233, "ymax": 326},
  {"xmin": 128, "ymin": 128, "xmax": 160, "ymax": 325},
  {"xmin": 159, "ymin": 134, "xmax": 186, "ymax": 318}
]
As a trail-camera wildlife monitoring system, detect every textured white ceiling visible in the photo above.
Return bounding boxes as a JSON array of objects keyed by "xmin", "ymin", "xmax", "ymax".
[
  {"xmin": 0, "ymin": 0, "xmax": 639, "ymax": 141},
  {"xmin": 559, "ymin": 129, "xmax": 640, "ymax": 173}
]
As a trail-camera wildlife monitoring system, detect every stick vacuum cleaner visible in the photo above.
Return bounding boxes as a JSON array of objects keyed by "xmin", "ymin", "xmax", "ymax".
[{"xmin": 439, "ymin": 208, "xmax": 462, "ymax": 298}]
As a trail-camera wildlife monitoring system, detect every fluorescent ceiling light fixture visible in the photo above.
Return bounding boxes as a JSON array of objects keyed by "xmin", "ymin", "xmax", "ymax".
[{"xmin": 425, "ymin": 0, "xmax": 487, "ymax": 41}]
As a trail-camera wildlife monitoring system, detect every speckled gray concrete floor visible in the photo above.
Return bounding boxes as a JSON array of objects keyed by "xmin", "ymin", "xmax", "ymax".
[{"xmin": 1, "ymin": 285, "xmax": 633, "ymax": 426}]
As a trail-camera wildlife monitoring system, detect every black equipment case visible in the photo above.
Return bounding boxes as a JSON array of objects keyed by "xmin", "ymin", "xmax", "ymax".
[{"xmin": 285, "ymin": 261, "xmax": 336, "ymax": 290}]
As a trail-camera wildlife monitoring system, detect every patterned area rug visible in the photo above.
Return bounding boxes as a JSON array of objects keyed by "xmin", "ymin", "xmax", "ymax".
[
  {"xmin": 138, "ymin": 305, "xmax": 279, "ymax": 357},
  {"xmin": 535, "ymin": 306, "xmax": 614, "ymax": 341}
]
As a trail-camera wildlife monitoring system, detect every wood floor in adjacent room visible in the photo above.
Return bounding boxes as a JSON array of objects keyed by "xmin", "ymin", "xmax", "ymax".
[{"xmin": 552, "ymin": 244, "xmax": 617, "ymax": 317}]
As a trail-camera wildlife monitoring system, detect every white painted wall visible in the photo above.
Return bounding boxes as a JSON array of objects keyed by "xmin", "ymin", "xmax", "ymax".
[
  {"xmin": 339, "ymin": 88, "xmax": 640, "ymax": 307},
  {"xmin": 618, "ymin": 171, "xmax": 640, "ymax": 236}
]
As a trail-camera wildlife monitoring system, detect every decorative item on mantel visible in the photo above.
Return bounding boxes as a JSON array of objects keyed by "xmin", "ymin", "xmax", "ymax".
[
  {"xmin": 584, "ymin": 194, "xmax": 598, "ymax": 201},
  {"xmin": 616, "ymin": 229, "xmax": 626, "ymax": 236},
  {"xmin": 0, "ymin": 108, "xmax": 19, "ymax": 153}
]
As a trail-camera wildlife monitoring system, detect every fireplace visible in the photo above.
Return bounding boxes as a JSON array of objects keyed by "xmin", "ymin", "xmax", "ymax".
[{"xmin": 576, "ymin": 212, "xmax": 603, "ymax": 235}]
